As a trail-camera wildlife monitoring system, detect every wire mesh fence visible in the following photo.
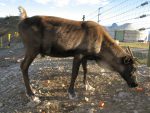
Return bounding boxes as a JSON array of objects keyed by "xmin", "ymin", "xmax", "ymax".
[{"xmin": 84, "ymin": 0, "xmax": 150, "ymax": 66}]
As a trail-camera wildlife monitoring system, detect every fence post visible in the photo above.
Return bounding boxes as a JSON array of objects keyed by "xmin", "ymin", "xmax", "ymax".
[
  {"xmin": 98, "ymin": 7, "xmax": 102, "ymax": 23},
  {"xmin": 147, "ymin": 42, "xmax": 150, "ymax": 67},
  {"xmin": 82, "ymin": 15, "xmax": 85, "ymax": 21},
  {"xmin": 0, "ymin": 37, "xmax": 2, "ymax": 48},
  {"xmin": 7, "ymin": 33, "xmax": 11, "ymax": 48}
]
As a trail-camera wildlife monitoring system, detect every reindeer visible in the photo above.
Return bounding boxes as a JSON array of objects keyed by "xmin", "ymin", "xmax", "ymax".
[{"xmin": 18, "ymin": 6, "xmax": 138, "ymax": 100}]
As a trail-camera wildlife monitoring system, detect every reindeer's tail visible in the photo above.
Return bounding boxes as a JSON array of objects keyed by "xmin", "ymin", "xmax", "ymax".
[{"xmin": 18, "ymin": 6, "xmax": 27, "ymax": 20}]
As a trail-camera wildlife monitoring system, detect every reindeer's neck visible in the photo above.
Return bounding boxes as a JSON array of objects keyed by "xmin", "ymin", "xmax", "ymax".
[
  {"xmin": 100, "ymin": 27, "xmax": 127, "ymax": 58},
  {"xmin": 103, "ymin": 37, "xmax": 126, "ymax": 58}
]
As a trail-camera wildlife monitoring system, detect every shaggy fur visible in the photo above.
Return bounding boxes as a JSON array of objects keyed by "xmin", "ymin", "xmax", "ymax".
[{"xmin": 18, "ymin": 6, "xmax": 138, "ymax": 99}]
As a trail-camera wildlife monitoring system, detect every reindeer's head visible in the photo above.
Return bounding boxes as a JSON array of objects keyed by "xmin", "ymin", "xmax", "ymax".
[
  {"xmin": 118, "ymin": 47, "xmax": 138, "ymax": 88},
  {"xmin": 119, "ymin": 55, "xmax": 138, "ymax": 87},
  {"xmin": 98, "ymin": 45, "xmax": 139, "ymax": 88}
]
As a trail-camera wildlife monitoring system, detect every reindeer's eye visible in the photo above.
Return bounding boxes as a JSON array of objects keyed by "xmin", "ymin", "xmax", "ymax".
[{"xmin": 122, "ymin": 56, "xmax": 133, "ymax": 65}]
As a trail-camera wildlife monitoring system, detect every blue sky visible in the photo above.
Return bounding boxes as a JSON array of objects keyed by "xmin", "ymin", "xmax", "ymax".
[
  {"xmin": 0, "ymin": 0, "xmax": 150, "ymax": 31},
  {"xmin": 0, "ymin": 0, "xmax": 108, "ymax": 20}
]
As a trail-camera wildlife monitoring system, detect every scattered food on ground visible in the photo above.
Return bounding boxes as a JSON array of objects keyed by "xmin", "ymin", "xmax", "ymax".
[{"xmin": 0, "ymin": 44, "xmax": 150, "ymax": 113}]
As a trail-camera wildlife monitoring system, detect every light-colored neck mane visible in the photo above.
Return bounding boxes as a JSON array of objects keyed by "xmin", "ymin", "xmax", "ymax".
[{"xmin": 102, "ymin": 28, "xmax": 127, "ymax": 58}]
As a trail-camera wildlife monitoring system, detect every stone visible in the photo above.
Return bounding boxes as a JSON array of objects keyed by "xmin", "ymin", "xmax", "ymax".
[
  {"xmin": 85, "ymin": 97, "xmax": 89, "ymax": 102},
  {"xmin": 27, "ymin": 101, "xmax": 38, "ymax": 108},
  {"xmin": 0, "ymin": 102, "xmax": 3, "ymax": 107},
  {"xmin": 100, "ymin": 69, "xmax": 105, "ymax": 72},
  {"xmin": 88, "ymin": 108, "xmax": 95, "ymax": 113},
  {"xmin": 133, "ymin": 110, "xmax": 138, "ymax": 113},
  {"xmin": 118, "ymin": 92, "xmax": 130, "ymax": 99},
  {"xmin": 85, "ymin": 81, "xmax": 95, "ymax": 91},
  {"xmin": 91, "ymin": 103, "xmax": 95, "ymax": 106},
  {"xmin": 48, "ymin": 100, "xmax": 60, "ymax": 110},
  {"xmin": 62, "ymin": 84, "xmax": 65, "ymax": 87},
  {"xmin": 58, "ymin": 66, "xmax": 64, "ymax": 71},
  {"xmin": 39, "ymin": 67, "xmax": 42, "ymax": 70},
  {"xmin": 32, "ymin": 96, "xmax": 41, "ymax": 103},
  {"xmin": 17, "ymin": 58, "xmax": 24, "ymax": 63},
  {"xmin": 4, "ymin": 57, "xmax": 10, "ymax": 60}
]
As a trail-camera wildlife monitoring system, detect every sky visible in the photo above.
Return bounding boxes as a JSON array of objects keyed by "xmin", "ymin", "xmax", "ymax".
[
  {"xmin": 0, "ymin": 0, "xmax": 108, "ymax": 20},
  {"xmin": 0, "ymin": 0, "xmax": 150, "ymax": 31}
]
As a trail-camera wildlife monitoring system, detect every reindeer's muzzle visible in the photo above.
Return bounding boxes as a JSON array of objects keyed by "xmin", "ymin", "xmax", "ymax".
[{"xmin": 126, "ymin": 74, "xmax": 138, "ymax": 88}]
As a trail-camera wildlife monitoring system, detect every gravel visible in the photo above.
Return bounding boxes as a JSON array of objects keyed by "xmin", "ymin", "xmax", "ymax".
[{"xmin": 0, "ymin": 46, "xmax": 150, "ymax": 113}]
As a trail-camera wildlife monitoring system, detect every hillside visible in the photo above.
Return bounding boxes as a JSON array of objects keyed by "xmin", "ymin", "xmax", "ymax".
[
  {"xmin": 0, "ymin": 16, "xmax": 20, "ymax": 47},
  {"xmin": 0, "ymin": 16, "xmax": 19, "ymax": 32}
]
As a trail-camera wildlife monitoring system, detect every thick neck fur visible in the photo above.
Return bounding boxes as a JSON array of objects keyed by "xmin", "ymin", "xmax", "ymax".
[
  {"xmin": 96, "ymin": 27, "xmax": 132, "ymax": 73},
  {"xmin": 102, "ymin": 27, "xmax": 127, "ymax": 58}
]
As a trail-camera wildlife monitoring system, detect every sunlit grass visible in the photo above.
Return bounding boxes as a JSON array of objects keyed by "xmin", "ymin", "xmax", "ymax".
[
  {"xmin": 138, "ymin": 59, "xmax": 148, "ymax": 64},
  {"xmin": 119, "ymin": 42, "xmax": 149, "ymax": 49},
  {"xmin": 119, "ymin": 42, "xmax": 149, "ymax": 65}
]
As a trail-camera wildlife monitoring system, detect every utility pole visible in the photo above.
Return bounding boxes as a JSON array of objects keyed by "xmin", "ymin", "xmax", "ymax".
[
  {"xmin": 147, "ymin": 31, "xmax": 150, "ymax": 67},
  {"xmin": 82, "ymin": 15, "xmax": 85, "ymax": 21},
  {"xmin": 98, "ymin": 7, "xmax": 102, "ymax": 23},
  {"xmin": 147, "ymin": 41, "xmax": 150, "ymax": 67}
]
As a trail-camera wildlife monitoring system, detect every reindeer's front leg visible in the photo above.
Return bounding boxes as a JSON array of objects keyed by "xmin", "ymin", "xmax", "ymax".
[
  {"xmin": 20, "ymin": 51, "xmax": 40, "ymax": 102},
  {"xmin": 82, "ymin": 59, "xmax": 95, "ymax": 91},
  {"xmin": 82, "ymin": 59, "xmax": 87, "ymax": 85},
  {"xmin": 68, "ymin": 55, "xmax": 83, "ymax": 99}
]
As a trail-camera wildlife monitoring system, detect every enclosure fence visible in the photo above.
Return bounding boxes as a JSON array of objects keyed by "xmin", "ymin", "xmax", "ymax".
[
  {"xmin": 83, "ymin": 0, "xmax": 150, "ymax": 66},
  {"xmin": 0, "ymin": 32, "xmax": 19, "ymax": 48}
]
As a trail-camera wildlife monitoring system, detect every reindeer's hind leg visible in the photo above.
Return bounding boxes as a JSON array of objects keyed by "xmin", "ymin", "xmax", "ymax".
[{"xmin": 20, "ymin": 49, "xmax": 38, "ymax": 98}]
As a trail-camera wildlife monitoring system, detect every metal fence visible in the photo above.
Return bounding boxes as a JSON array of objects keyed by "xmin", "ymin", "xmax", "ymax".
[{"xmin": 0, "ymin": 32, "xmax": 20, "ymax": 48}]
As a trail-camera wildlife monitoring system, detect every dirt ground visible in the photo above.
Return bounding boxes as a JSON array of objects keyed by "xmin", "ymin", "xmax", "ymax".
[{"xmin": 0, "ymin": 43, "xmax": 150, "ymax": 113}]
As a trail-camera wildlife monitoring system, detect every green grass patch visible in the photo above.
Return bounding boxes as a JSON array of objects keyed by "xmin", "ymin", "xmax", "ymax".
[
  {"xmin": 137, "ymin": 58, "xmax": 147, "ymax": 65},
  {"xmin": 119, "ymin": 42, "xmax": 150, "ymax": 65},
  {"xmin": 119, "ymin": 42, "xmax": 149, "ymax": 49}
]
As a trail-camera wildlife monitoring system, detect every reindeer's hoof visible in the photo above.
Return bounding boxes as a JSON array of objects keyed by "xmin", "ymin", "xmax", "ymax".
[
  {"xmin": 85, "ymin": 81, "xmax": 95, "ymax": 91},
  {"xmin": 31, "ymin": 96, "xmax": 41, "ymax": 103},
  {"xmin": 26, "ymin": 96, "xmax": 41, "ymax": 107},
  {"xmin": 26, "ymin": 93, "xmax": 41, "ymax": 103},
  {"xmin": 68, "ymin": 90, "xmax": 77, "ymax": 100}
]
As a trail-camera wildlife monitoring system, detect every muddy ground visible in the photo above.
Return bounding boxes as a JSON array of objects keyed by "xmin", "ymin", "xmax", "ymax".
[{"xmin": 0, "ymin": 44, "xmax": 150, "ymax": 113}]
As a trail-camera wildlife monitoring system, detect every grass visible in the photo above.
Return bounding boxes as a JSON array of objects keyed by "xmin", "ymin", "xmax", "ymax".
[
  {"xmin": 119, "ymin": 42, "xmax": 150, "ymax": 65},
  {"xmin": 138, "ymin": 59, "xmax": 148, "ymax": 64},
  {"xmin": 119, "ymin": 42, "xmax": 149, "ymax": 49}
]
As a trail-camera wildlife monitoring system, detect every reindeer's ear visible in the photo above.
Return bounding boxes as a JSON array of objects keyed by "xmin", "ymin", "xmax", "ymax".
[{"xmin": 122, "ymin": 56, "xmax": 133, "ymax": 65}]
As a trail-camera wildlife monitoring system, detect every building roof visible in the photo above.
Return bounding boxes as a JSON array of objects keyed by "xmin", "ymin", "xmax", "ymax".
[{"xmin": 108, "ymin": 23, "xmax": 137, "ymax": 30}]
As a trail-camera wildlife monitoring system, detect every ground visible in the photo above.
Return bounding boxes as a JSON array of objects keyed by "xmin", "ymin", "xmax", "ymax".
[{"xmin": 0, "ymin": 43, "xmax": 150, "ymax": 113}]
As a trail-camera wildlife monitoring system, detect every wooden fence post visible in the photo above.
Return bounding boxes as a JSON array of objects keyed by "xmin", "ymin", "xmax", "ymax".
[
  {"xmin": 7, "ymin": 33, "xmax": 11, "ymax": 48},
  {"xmin": 147, "ymin": 42, "xmax": 150, "ymax": 67},
  {"xmin": 0, "ymin": 37, "xmax": 2, "ymax": 48}
]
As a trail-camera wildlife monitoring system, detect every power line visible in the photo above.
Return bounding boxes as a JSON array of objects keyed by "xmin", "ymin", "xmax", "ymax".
[
  {"xmin": 86, "ymin": 0, "xmax": 117, "ymax": 19},
  {"xmin": 102, "ymin": 0, "xmax": 116, "ymax": 8},
  {"xmin": 85, "ymin": 0, "xmax": 150, "ymax": 32},
  {"xmin": 115, "ymin": 14, "xmax": 150, "ymax": 24},
  {"xmin": 86, "ymin": 9, "xmax": 98, "ymax": 18},
  {"xmin": 100, "ymin": 1, "xmax": 150, "ymax": 24},
  {"xmin": 88, "ymin": 14, "xmax": 98, "ymax": 20},
  {"xmin": 100, "ymin": 0, "xmax": 129, "ymax": 15},
  {"xmin": 102, "ymin": 6, "xmax": 137, "ymax": 21},
  {"xmin": 101, "ymin": 1, "xmax": 149, "ymax": 21},
  {"xmin": 136, "ymin": 1, "xmax": 149, "ymax": 8},
  {"xmin": 100, "ymin": 0, "xmax": 143, "ymax": 20},
  {"xmin": 87, "ymin": 0, "xmax": 127, "ymax": 21}
]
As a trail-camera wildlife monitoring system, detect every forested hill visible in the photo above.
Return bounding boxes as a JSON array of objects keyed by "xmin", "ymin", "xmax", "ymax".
[{"xmin": 0, "ymin": 16, "xmax": 19, "ymax": 36}]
